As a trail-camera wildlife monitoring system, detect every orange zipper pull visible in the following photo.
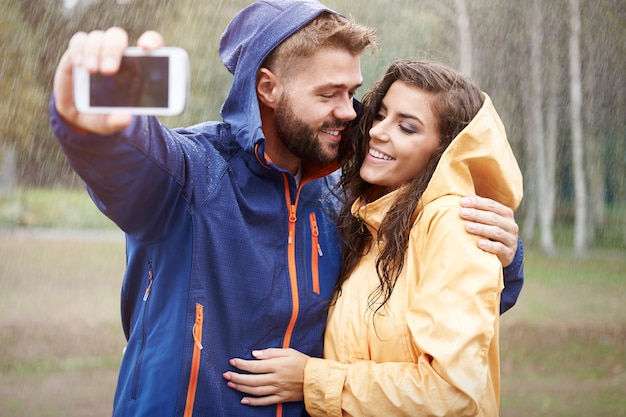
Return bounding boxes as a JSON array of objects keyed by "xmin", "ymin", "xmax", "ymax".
[
  {"xmin": 309, "ymin": 213, "xmax": 323, "ymax": 256},
  {"xmin": 289, "ymin": 205, "xmax": 297, "ymax": 223},
  {"xmin": 288, "ymin": 205, "xmax": 297, "ymax": 244}
]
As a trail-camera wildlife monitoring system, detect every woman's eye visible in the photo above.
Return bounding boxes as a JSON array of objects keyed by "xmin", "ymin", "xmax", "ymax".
[
  {"xmin": 374, "ymin": 113, "xmax": 385, "ymax": 121},
  {"xmin": 400, "ymin": 123, "xmax": 417, "ymax": 134}
]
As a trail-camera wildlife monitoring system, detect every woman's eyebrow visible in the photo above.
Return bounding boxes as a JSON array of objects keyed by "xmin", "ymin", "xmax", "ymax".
[
  {"xmin": 398, "ymin": 112, "xmax": 424, "ymax": 126},
  {"xmin": 380, "ymin": 100, "xmax": 425, "ymax": 127}
]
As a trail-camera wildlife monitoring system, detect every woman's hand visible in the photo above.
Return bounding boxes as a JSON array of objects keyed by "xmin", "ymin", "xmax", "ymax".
[{"xmin": 223, "ymin": 348, "xmax": 310, "ymax": 406}]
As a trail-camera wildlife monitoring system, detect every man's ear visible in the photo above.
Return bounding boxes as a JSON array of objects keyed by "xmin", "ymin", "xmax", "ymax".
[{"xmin": 256, "ymin": 68, "xmax": 282, "ymax": 109}]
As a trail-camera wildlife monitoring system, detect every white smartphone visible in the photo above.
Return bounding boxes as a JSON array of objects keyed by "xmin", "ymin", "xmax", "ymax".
[{"xmin": 73, "ymin": 47, "xmax": 189, "ymax": 116}]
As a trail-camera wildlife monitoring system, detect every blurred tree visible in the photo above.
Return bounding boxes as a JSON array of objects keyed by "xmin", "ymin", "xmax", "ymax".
[
  {"xmin": 471, "ymin": 0, "xmax": 528, "ymax": 159},
  {"xmin": 0, "ymin": 0, "xmax": 63, "ymax": 185},
  {"xmin": 524, "ymin": 0, "xmax": 557, "ymax": 254},
  {"xmin": 453, "ymin": 0, "xmax": 472, "ymax": 77},
  {"xmin": 580, "ymin": 0, "xmax": 625, "ymax": 245},
  {"xmin": 568, "ymin": 0, "xmax": 588, "ymax": 255},
  {"xmin": 542, "ymin": 1, "xmax": 563, "ymax": 256},
  {"xmin": 594, "ymin": 2, "xmax": 626, "ymax": 248},
  {"xmin": 157, "ymin": 0, "xmax": 255, "ymax": 126},
  {"xmin": 3, "ymin": 0, "xmax": 625, "ymax": 249}
]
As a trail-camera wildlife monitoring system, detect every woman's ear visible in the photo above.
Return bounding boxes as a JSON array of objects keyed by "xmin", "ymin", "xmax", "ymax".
[{"xmin": 256, "ymin": 68, "xmax": 281, "ymax": 109}]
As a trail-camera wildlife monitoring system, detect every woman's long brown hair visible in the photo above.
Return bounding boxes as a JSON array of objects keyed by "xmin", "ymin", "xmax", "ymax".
[{"xmin": 336, "ymin": 60, "xmax": 485, "ymax": 313}]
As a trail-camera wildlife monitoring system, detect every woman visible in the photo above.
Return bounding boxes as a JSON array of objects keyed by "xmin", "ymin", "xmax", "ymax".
[{"xmin": 223, "ymin": 60, "xmax": 523, "ymax": 416}]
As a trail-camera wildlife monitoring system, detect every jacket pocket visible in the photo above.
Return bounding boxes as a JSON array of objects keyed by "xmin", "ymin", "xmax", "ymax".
[
  {"xmin": 131, "ymin": 259, "xmax": 154, "ymax": 401},
  {"xmin": 309, "ymin": 212, "xmax": 323, "ymax": 295},
  {"xmin": 183, "ymin": 303, "xmax": 204, "ymax": 417}
]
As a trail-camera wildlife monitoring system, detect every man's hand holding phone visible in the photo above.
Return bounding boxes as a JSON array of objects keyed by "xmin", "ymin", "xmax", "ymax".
[{"xmin": 53, "ymin": 28, "xmax": 188, "ymax": 136}]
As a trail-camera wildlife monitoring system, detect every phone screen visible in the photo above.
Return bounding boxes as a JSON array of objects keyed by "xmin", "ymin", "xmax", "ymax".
[{"xmin": 89, "ymin": 56, "xmax": 169, "ymax": 108}]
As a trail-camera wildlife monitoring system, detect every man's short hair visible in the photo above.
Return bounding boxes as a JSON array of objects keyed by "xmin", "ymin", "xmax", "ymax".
[{"xmin": 263, "ymin": 12, "xmax": 378, "ymax": 77}]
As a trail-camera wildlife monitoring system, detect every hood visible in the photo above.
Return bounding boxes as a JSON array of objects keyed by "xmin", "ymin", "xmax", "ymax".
[
  {"xmin": 421, "ymin": 93, "xmax": 523, "ymax": 211},
  {"xmin": 218, "ymin": 0, "xmax": 335, "ymax": 156}
]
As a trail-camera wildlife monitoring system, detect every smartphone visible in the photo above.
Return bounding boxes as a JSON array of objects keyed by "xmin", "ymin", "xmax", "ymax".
[{"xmin": 73, "ymin": 47, "xmax": 189, "ymax": 116}]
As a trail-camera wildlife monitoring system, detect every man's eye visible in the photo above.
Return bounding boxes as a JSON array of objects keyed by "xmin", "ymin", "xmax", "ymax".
[{"xmin": 321, "ymin": 93, "xmax": 335, "ymax": 99}]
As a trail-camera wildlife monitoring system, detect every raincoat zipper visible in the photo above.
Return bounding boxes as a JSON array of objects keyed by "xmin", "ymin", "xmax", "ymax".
[
  {"xmin": 277, "ymin": 173, "xmax": 303, "ymax": 417},
  {"xmin": 309, "ymin": 212, "xmax": 322, "ymax": 294},
  {"xmin": 282, "ymin": 174, "xmax": 300, "ymax": 349},
  {"xmin": 183, "ymin": 303, "xmax": 204, "ymax": 417}
]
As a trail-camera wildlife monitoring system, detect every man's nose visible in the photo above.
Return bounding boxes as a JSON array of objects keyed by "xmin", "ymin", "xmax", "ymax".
[{"xmin": 333, "ymin": 96, "xmax": 357, "ymax": 122}]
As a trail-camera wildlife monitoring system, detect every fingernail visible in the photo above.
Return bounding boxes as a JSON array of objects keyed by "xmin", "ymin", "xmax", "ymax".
[
  {"xmin": 467, "ymin": 223, "xmax": 477, "ymax": 232},
  {"xmin": 460, "ymin": 197, "xmax": 471, "ymax": 206},
  {"xmin": 460, "ymin": 208, "xmax": 471, "ymax": 217},
  {"xmin": 252, "ymin": 350, "xmax": 262, "ymax": 358}
]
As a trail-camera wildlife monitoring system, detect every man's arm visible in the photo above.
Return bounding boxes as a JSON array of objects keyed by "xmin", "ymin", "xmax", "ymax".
[
  {"xmin": 500, "ymin": 237, "xmax": 524, "ymax": 314},
  {"xmin": 459, "ymin": 195, "xmax": 524, "ymax": 314}
]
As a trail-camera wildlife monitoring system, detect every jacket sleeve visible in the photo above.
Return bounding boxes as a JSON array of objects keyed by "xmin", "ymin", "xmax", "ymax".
[
  {"xmin": 304, "ymin": 204, "xmax": 501, "ymax": 417},
  {"xmin": 500, "ymin": 236, "xmax": 524, "ymax": 314},
  {"xmin": 50, "ymin": 96, "xmax": 197, "ymax": 239}
]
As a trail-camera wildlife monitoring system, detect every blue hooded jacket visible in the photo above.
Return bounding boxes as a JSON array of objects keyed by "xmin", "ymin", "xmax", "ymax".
[{"xmin": 50, "ymin": 1, "xmax": 523, "ymax": 416}]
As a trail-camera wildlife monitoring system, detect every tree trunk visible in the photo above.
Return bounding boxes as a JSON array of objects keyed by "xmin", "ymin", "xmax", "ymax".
[
  {"xmin": 582, "ymin": 6, "xmax": 605, "ymax": 244},
  {"xmin": 529, "ymin": 0, "xmax": 555, "ymax": 254},
  {"xmin": 568, "ymin": 0, "xmax": 588, "ymax": 255},
  {"xmin": 544, "ymin": 62, "xmax": 558, "ymax": 253},
  {"xmin": 453, "ymin": 0, "xmax": 472, "ymax": 77}
]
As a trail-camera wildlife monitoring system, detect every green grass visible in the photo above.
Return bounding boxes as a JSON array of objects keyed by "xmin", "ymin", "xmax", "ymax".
[
  {"xmin": 0, "ymin": 236, "xmax": 126, "ymax": 417},
  {"xmin": 504, "ymin": 249, "xmax": 626, "ymax": 325},
  {"xmin": 0, "ymin": 187, "xmax": 116, "ymax": 229},
  {"xmin": 499, "ymin": 248, "xmax": 626, "ymax": 417}
]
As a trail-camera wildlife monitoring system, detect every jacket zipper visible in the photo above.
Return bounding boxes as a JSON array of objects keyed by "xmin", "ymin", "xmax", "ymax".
[
  {"xmin": 183, "ymin": 303, "xmax": 204, "ymax": 417},
  {"xmin": 282, "ymin": 174, "xmax": 300, "ymax": 348},
  {"xmin": 131, "ymin": 259, "xmax": 154, "ymax": 400},
  {"xmin": 309, "ymin": 212, "xmax": 322, "ymax": 295},
  {"xmin": 278, "ymin": 174, "xmax": 303, "ymax": 417}
]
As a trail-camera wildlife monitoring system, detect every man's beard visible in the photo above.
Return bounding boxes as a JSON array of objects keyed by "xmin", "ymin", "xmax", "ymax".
[{"xmin": 275, "ymin": 94, "xmax": 344, "ymax": 165}]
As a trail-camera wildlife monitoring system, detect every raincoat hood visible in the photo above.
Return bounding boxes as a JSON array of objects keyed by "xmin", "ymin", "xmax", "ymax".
[
  {"xmin": 218, "ymin": 0, "xmax": 336, "ymax": 154},
  {"xmin": 421, "ymin": 93, "xmax": 523, "ymax": 211}
]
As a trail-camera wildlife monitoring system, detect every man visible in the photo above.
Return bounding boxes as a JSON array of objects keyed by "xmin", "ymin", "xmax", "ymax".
[{"xmin": 50, "ymin": 1, "xmax": 523, "ymax": 416}]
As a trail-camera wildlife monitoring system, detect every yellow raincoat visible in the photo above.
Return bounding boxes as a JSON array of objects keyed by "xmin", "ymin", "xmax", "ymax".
[{"xmin": 304, "ymin": 95, "xmax": 523, "ymax": 417}]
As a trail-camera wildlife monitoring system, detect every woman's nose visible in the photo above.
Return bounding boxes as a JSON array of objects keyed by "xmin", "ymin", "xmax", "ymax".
[{"xmin": 369, "ymin": 120, "xmax": 389, "ymax": 141}]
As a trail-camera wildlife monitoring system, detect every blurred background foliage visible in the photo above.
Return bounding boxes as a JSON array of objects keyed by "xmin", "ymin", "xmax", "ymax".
[{"xmin": 1, "ymin": 0, "xmax": 625, "ymax": 252}]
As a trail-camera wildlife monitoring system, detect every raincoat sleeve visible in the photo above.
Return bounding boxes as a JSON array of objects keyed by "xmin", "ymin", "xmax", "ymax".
[
  {"xmin": 50, "ymin": 97, "xmax": 204, "ymax": 239},
  {"xmin": 500, "ymin": 236, "xmax": 524, "ymax": 313},
  {"xmin": 304, "ymin": 200, "xmax": 502, "ymax": 417}
]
